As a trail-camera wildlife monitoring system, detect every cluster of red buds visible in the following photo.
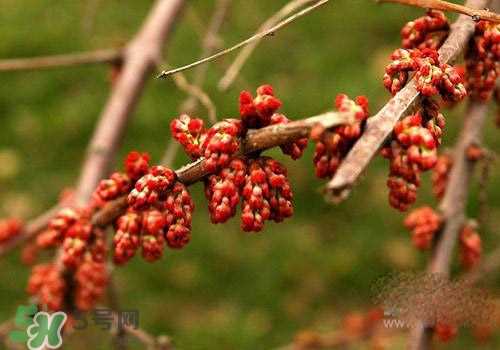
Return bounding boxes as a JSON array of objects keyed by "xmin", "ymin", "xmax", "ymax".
[
  {"xmin": 0, "ymin": 218, "xmax": 22, "ymax": 244},
  {"xmin": 382, "ymin": 99, "xmax": 445, "ymax": 210},
  {"xmin": 432, "ymin": 154, "xmax": 453, "ymax": 199},
  {"xmin": 465, "ymin": 21, "xmax": 500, "ymax": 101},
  {"xmin": 172, "ymin": 84, "xmax": 304, "ymax": 232},
  {"xmin": 113, "ymin": 162, "xmax": 194, "ymax": 264},
  {"xmin": 312, "ymin": 94, "xmax": 370, "ymax": 178},
  {"xmin": 383, "ymin": 48, "xmax": 466, "ymax": 101},
  {"xmin": 401, "ymin": 10, "xmax": 449, "ymax": 50},
  {"xmin": 404, "ymin": 206, "xmax": 442, "ymax": 249},
  {"xmin": 459, "ymin": 222, "xmax": 482, "ymax": 269},
  {"xmin": 74, "ymin": 256, "xmax": 108, "ymax": 311},
  {"xmin": 27, "ymin": 263, "xmax": 66, "ymax": 311}
]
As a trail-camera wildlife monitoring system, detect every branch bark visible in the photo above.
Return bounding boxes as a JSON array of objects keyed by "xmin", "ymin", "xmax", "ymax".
[
  {"xmin": 75, "ymin": 0, "xmax": 185, "ymax": 204},
  {"xmin": 408, "ymin": 100, "xmax": 490, "ymax": 350},
  {"xmin": 378, "ymin": 0, "xmax": 500, "ymax": 23},
  {"xmin": 326, "ymin": 0, "xmax": 490, "ymax": 199},
  {"xmin": 91, "ymin": 111, "xmax": 355, "ymax": 227},
  {"xmin": 0, "ymin": 49, "xmax": 122, "ymax": 72}
]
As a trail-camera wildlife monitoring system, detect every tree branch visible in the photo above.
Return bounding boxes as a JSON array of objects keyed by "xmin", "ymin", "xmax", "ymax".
[
  {"xmin": 74, "ymin": 0, "xmax": 185, "ymax": 205},
  {"xmin": 156, "ymin": 0, "xmax": 330, "ymax": 78},
  {"xmin": 218, "ymin": 0, "xmax": 317, "ymax": 91},
  {"xmin": 326, "ymin": 0, "xmax": 490, "ymax": 200},
  {"xmin": 0, "ymin": 49, "xmax": 122, "ymax": 72},
  {"xmin": 408, "ymin": 100, "xmax": 490, "ymax": 350},
  {"xmin": 91, "ymin": 111, "xmax": 355, "ymax": 227},
  {"xmin": 378, "ymin": 0, "xmax": 500, "ymax": 23}
]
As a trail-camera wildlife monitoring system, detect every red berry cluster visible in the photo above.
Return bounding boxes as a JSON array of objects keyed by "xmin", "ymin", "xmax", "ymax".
[
  {"xmin": 465, "ymin": 21, "xmax": 500, "ymax": 101},
  {"xmin": 459, "ymin": 222, "xmax": 482, "ymax": 269},
  {"xmin": 0, "ymin": 218, "xmax": 22, "ymax": 244},
  {"xmin": 312, "ymin": 94, "xmax": 370, "ymax": 178},
  {"xmin": 383, "ymin": 48, "xmax": 466, "ymax": 101},
  {"xmin": 382, "ymin": 100, "xmax": 444, "ymax": 210},
  {"xmin": 27, "ymin": 263, "xmax": 66, "ymax": 311},
  {"xmin": 172, "ymin": 84, "xmax": 302, "ymax": 232},
  {"xmin": 432, "ymin": 154, "xmax": 453, "ymax": 199},
  {"xmin": 401, "ymin": 10, "xmax": 449, "ymax": 50},
  {"xmin": 404, "ymin": 206, "xmax": 442, "ymax": 249}
]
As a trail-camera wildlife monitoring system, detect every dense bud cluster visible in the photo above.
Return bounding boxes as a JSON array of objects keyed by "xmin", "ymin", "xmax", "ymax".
[
  {"xmin": 202, "ymin": 119, "xmax": 243, "ymax": 173},
  {"xmin": 27, "ymin": 263, "xmax": 66, "ymax": 311},
  {"xmin": 241, "ymin": 157, "xmax": 293, "ymax": 231},
  {"xmin": 401, "ymin": 10, "xmax": 449, "ymax": 50},
  {"xmin": 74, "ymin": 256, "xmax": 108, "ymax": 311},
  {"xmin": 128, "ymin": 166, "xmax": 177, "ymax": 209},
  {"xmin": 312, "ymin": 94, "xmax": 370, "ymax": 178},
  {"xmin": 465, "ymin": 21, "xmax": 500, "ymax": 101},
  {"xmin": 384, "ymin": 48, "xmax": 466, "ymax": 101},
  {"xmin": 382, "ymin": 100, "xmax": 444, "ymax": 210},
  {"xmin": 170, "ymin": 84, "xmax": 301, "ymax": 232},
  {"xmin": 239, "ymin": 84, "xmax": 282, "ymax": 129},
  {"xmin": 125, "ymin": 151, "xmax": 150, "ymax": 181},
  {"xmin": 459, "ymin": 222, "xmax": 482, "ymax": 269},
  {"xmin": 170, "ymin": 114, "xmax": 206, "ymax": 159},
  {"xmin": 0, "ymin": 218, "xmax": 22, "ymax": 243},
  {"xmin": 404, "ymin": 206, "xmax": 442, "ymax": 249},
  {"xmin": 432, "ymin": 154, "xmax": 453, "ymax": 199},
  {"xmin": 205, "ymin": 158, "xmax": 246, "ymax": 224}
]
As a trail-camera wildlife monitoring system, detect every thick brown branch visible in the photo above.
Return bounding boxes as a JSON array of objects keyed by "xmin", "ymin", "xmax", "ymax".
[
  {"xmin": 378, "ymin": 0, "xmax": 500, "ymax": 23},
  {"xmin": 75, "ymin": 0, "xmax": 185, "ymax": 204},
  {"xmin": 326, "ymin": 0, "xmax": 489, "ymax": 199},
  {"xmin": 157, "ymin": 0, "xmax": 330, "ymax": 78},
  {"xmin": 91, "ymin": 111, "xmax": 354, "ymax": 226},
  {"xmin": 0, "ymin": 49, "xmax": 122, "ymax": 72},
  {"xmin": 408, "ymin": 100, "xmax": 489, "ymax": 350}
]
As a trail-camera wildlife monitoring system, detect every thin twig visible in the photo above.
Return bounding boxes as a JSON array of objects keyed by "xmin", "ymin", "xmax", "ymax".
[
  {"xmin": 378, "ymin": 0, "xmax": 500, "ymax": 23},
  {"xmin": 108, "ymin": 277, "xmax": 127, "ymax": 350},
  {"xmin": 326, "ymin": 0, "xmax": 489, "ymax": 200},
  {"xmin": 408, "ymin": 100, "xmax": 490, "ymax": 350},
  {"xmin": 218, "ymin": 0, "xmax": 317, "ymax": 91},
  {"xmin": 0, "ymin": 49, "xmax": 122, "ymax": 72},
  {"xmin": 157, "ymin": 0, "xmax": 330, "ymax": 78}
]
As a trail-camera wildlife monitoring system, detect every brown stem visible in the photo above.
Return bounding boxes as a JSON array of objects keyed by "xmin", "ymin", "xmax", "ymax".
[
  {"xmin": 0, "ymin": 49, "xmax": 122, "ymax": 72},
  {"xmin": 90, "ymin": 111, "xmax": 354, "ymax": 227},
  {"xmin": 378, "ymin": 0, "xmax": 500, "ymax": 23},
  {"xmin": 408, "ymin": 100, "xmax": 489, "ymax": 350},
  {"xmin": 326, "ymin": 0, "xmax": 490, "ymax": 200},
  {"xmin": 157, "ymin": 0, "xmax": 331, "ymax": 78},
  {"xmin": 75, "ymin": 0, "xmax": 185, "ymax": 205}
]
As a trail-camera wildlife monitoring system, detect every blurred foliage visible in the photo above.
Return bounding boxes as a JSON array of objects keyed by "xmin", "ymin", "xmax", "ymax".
[{"xmin": 1, "ymin": 0, "xmax": 500, "ymax": 349}]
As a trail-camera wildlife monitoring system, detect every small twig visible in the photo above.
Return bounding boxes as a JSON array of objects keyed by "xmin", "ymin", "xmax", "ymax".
[
  {"xmin": 218, "ymin": 0, "xmax": 318, "ymax": 91},
  {"xmin": 326, "ymin": 0, "xmax": 489, "ymax": 200},
  {"xmin": 0, "ymin": 49, "xmax": 122, "ymax": 72},
  {"xmin": 409, "ymin": 100, "xmax": 490, "ymax": 350},
  {"xmin": 378, "ymin": 0, "xmax": 500, "ymax": 23},
  {"xmin": 160, "ymin": 139, "xmax": 180, "ymax": 167},
  {"xmin": 170, "ymin": 70, "xmax": 217, "ymax": 123},
  {"xmin": 108, "ymin": 277, "xmax": 127, "ymax": 350},
  {"xmin": 157, "ymin": 0, "xmax": 330, "ymax": 78}
]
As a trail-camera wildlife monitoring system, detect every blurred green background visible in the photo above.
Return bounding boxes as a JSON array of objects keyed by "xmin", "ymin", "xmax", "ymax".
[{"xmin": 1, "ymin": 0, "xmax": 500, "ymax": 349}]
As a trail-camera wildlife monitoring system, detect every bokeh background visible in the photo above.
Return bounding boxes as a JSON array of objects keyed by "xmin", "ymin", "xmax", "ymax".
[{"xmin": 1, "ymin": 0, "xmax": 500, "ymax": 349}]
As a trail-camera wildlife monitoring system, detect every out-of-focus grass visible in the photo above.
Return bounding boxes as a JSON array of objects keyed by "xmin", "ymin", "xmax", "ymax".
[{"xmin": 1, "ymin": 1, "xmax": 500, "ymax": 349}]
